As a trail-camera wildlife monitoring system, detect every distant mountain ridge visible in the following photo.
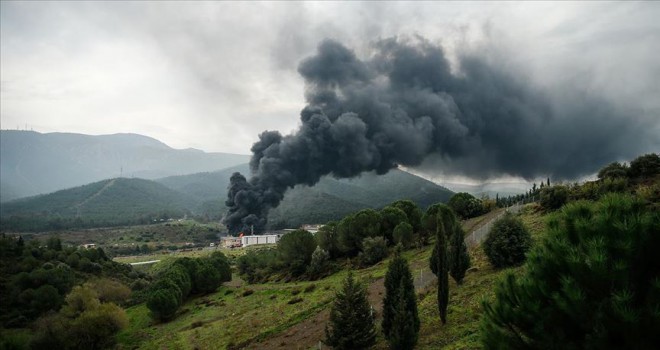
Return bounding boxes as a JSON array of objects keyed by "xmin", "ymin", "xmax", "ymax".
[{"xmin": 0, "ymin": 130, "xmax": 250, "ymax": 201}]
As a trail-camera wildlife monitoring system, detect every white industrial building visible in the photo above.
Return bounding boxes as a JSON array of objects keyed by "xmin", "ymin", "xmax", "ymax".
[{"xmin": 241, "ymin": 234, "xmax": 281, "ymax": 247}]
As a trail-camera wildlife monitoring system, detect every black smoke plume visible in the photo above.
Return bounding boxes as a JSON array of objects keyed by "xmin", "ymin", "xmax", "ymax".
[{"xmin": 224, "ymin": 37, "xmax": 656, "ymax": 233}]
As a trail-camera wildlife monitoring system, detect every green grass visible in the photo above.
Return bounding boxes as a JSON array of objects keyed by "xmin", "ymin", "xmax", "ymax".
[
  {"xmin": 116, "ymin": 246, "xmax": 430, "ymax": 350},
  {"xmin": 116, "ymin": 208, "xmax": 548, "ymax": 350}
]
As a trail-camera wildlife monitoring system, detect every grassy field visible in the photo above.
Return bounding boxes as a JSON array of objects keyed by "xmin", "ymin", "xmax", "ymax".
[{"xmin": 116, "ymin": 206, "xmax": 547, "ymax": 350}]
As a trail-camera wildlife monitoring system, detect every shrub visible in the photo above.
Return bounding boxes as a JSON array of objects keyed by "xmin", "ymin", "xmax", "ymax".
[
  {"xmin": 278, "ymin": 229, "xmax": 316, "ymax": 277},
  {"xmin": 448, "ymin": 192, "xmax": 484, "ymax": 219},
  {"xmin": 628, "ymin": 153, "xmax": 660, "ymax": 178},
  {"xmin": 483, "ymin": 213, "xmax": 531, "ymax": 268},
  {"xmin": 337, "ymin": 209, "xmax": 382, "ymax": 256},
  {"xmin": 147, "ymin": 288, "xmax": 180, "ymax": 321},
  {"xmin": 481, "ymin": 194, "xmax": 660, "ymax": 348},
  {"xmin": 316, "ymin": 221, "xmax": 340, "ymax": 258},
  {"xmin": 307, "ymin": 246, "xmax": 331, "ymax": 280},
  {"xmin": 288, "ymin": 297, "xmax": 304, "ymax": 305},
  {"xmin": 380, "ymin": 206, "xmax": 408, "ymax": 244},
  {"xmin": 540, "ymin": 185, "xmax": 569, "ymax": 210},
  {"xmin": 597, "ymin": 161, "xmax": 629, "ymax": 179},
  {"xmin": 390, "ymin": 199, "xmax": 423, "ymax": 233},
  {"xmin": 85, "ymin": 278, "xmax": 131, "ymax": 305},
  {"xmin": 358, "ymin": 236, "xmax": 388, "ymax": 267},
  {"xmin": 393, "ymin": 222, "xmax": 414, "ymax": 249}
]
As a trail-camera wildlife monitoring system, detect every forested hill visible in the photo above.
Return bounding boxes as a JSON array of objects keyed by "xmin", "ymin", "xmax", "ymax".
[
  {"xmin": 0, "ymin": 162, "xmax": 453, "ymax": 231},
  {"xmin": 157, "ymin": 163, "xmax": 454, "ymax": 228},
  {"xmin": 0, "ymin": 130, "xmax": 250, "ymax": 202},
  {"xmin": 0, "ymin": 177, "xmax": 197, "ymax": 231}
]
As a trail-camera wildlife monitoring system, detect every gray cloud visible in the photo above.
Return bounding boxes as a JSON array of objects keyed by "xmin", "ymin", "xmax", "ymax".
[{"xmin": 1, "ymin": 2, "xmax": 658, "ymax": 169}]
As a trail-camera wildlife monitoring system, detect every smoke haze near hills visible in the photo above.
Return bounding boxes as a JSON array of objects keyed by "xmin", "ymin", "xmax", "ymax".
[{"xmin": 223, "ymin": 36, "xmax": 659, "ymax": 232}]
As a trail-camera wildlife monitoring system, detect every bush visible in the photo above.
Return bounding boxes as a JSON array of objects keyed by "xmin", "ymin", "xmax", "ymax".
[
  {"xmin": 307, "ymin": 246, "xmax": 331, "ymax": 280},
  {"xmin": 390, "ymin": 199, "xmax": 423, "ymax": 233},
  {"xmin": 540, "ymin": 185, "xmax": 569, "ymax": 210},
  {"xmin": 316, "ymin": 221, "xmax": 341, "ymax": 259},
  {"xmin": 278, "ymin": 229, "xmax": 316, "ymax": 277},
  {"xmin": 358, "ymin": 236, "xmax": 388, "ymax": 267},
  {"xmin": 597, "ymin": 161, "xmax": 629, "ymax": 179},
  {"xmin": 448, "ymin": 192, "xmax": 484, "ymax": 219},
  {"xmin": 483, "ymin": 213, "xmax": 531, "ymax": 268},
  {"xmin": 481, "ymin": 194, "xmax": 660, "ymax": 348},
  {"xmin": 628, "ymin": 153, "xmax": 660, "ymax": 178},
  {"xmin": 337, "ymin": 209, "xmax": 382, "ymax": 256},
  {"xmin": 147, "ymin": 288, "xmax": 180, "ymax": 321},
  {"xmin": 393, "ymin": 222, "xmax": 414, "ymax": 249},
  {"xmin": 85, "ymin": 279, "xmax": 131, "ymax": 305},
  {"xmin": 380, "ymin": 206, "xmax": 408, "ymax": 244}
]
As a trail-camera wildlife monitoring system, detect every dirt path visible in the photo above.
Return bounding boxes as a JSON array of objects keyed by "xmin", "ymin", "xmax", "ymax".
[
  {"xmin": 74, "ymin": 178, "xmax": 117, "ymax": 216},
  {"xmin": 465, "ymin": 204, "xmax": 521, "ymax": 247}
]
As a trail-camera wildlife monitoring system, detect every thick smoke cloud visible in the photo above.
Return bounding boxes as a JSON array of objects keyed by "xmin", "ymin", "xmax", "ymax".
[{"xmin": 224, "ymin": 37, "xmax": 656, "ymax": 233}]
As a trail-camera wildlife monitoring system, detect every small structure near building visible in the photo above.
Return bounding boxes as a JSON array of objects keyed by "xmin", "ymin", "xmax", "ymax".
[
  {"xmin": 80, "ymin": 243, "xmax": 96, "ymax": 249},
  {"xmin": 222, "ymin": 236, "xmax": 242, "ymax": 248},
  {"xmin": 241, "ymin": 234, "xmax": 281, "ymax": 247},
  {"xmin": 301, "ymin": 224, "xmax": 324, "ymax": 234}
]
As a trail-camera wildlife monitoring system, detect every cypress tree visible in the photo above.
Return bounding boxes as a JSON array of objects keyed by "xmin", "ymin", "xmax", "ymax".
[
  {"xmin": 448, "ymin": 221, "xmax": 470, "ymax": 284},
  {"xmin": 382, "ymin": 248, "xmax": 419, "ymax": 346},
  {"xmin": 325, "ymin": 271, "xmax": 376, "ymax": 350},
  {"xmin": 430, "ymin": 206, "xmax": 470, "ymax": 285},
  {"xmin": 481, "ymin": 194, "xmax": 660, "ymax": 348},
  {"xmin": 435, "ymin": 215, "xmax": 449, "ymax": 324}
]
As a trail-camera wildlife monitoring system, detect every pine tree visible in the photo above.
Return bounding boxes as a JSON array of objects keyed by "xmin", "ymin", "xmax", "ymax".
[
  {"xmin": 325, "ymin": 271, "xmax": 376, "ymax": 350},
  {"xmin": 382, "ymin": 248, "xmax": 419, "ymax": 347},
  {"xmin": 435, "ymin": 215, "xmax": 449, "ymax": 324},
  {"xmin": 387, "ymin": 280, "xmax": 418, "ymax": 350},
  {"xmin": 481, "ymin": 194, "xmax": 660, "ymax": 348}
]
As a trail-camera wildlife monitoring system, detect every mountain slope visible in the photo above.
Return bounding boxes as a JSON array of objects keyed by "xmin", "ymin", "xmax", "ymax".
[
  {"xmin": 0, "ymin": 130, "xmax": 250, "ymax": 201},
  {"xmin": 0, "ymin": 178, "xmax": 197, "ymax": 231},
  {"xmin": 157, "ymin": 164, "xmax": 454, "ymax": 227}
]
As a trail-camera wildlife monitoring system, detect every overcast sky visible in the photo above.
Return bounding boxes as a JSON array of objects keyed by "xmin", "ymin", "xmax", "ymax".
[{"xmin": 2, "ymin": 1, "xmax": 659, "ymax": 165}]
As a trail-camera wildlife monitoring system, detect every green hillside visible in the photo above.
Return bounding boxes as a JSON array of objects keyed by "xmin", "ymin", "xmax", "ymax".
[
  {"xmin": 0, "ymin": 178, "xmax": 197, "ymax": 231},
  {"xmin": 267, "ymin": 187, "xmax": 368, "ymax": 228},
  {"xmin": 157, "ymin": 164, "xmax": 454, "ymax": 226}
]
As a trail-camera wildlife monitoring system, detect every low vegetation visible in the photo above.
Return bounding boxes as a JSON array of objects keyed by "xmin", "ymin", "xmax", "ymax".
[
  {"xmin": 1, "ymin": 152, "xmax": 656, "ymax": 349},
  {"xmin": 482, "ymin": 213, "xmax": 532, "ymax": 268},
  {"xmin": 482, "ymin": 193, "xmax": 660, "ymax": 348}
]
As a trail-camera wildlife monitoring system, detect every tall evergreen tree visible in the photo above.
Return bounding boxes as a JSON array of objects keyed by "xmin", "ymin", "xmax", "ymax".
[
  {"xmin": 387, "ymin": 280, "xmax": 419, "ymax": 350},
  {"xmin": 382, "ymin": 248, "xmax": 419, "ymax": 347},
  {"xmin": 448, "ymin": 222, "xmax": 470, "ymax": 284},
  {"xmin": 325, "ymin": 272, "xmax": 377, "ymax": 350},
  {"xmin": 435, "ymin": 215, "xmax": 449, "ymax": 324},
  {"xmin": 481, "ymin": 194, "xmax": 660, "ymax": 349},
  {"xmin": 429, "ymin": 206, "xmax": 470, "ymax": 285}
]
